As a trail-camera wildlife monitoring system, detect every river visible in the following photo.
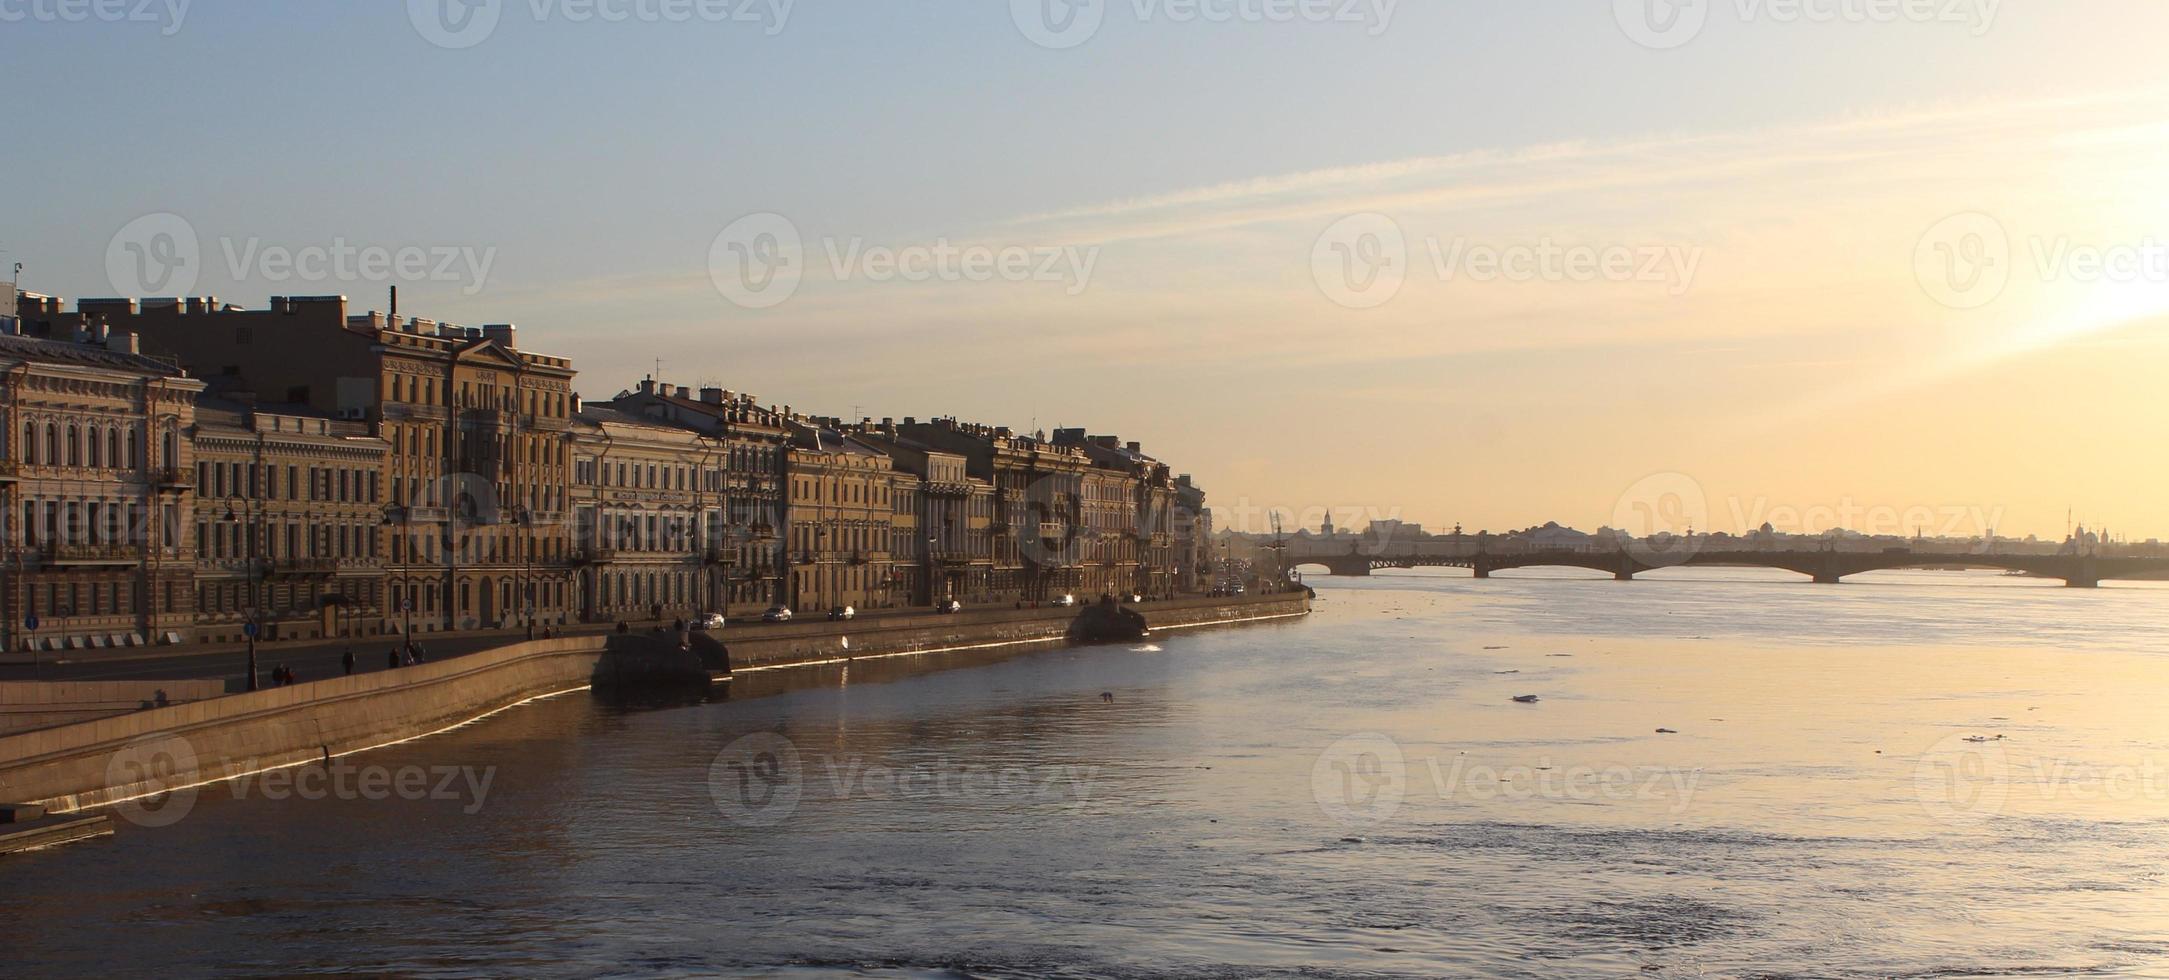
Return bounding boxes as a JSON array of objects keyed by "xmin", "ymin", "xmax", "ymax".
[{"xmin": 8, "ymin": 568, "xmax": 2169, "ymax": 978}]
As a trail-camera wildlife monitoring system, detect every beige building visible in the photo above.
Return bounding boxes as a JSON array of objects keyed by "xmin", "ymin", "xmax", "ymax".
[
  {"xmin": 852, "ymin": 423, "xmax": 999, "ymax": 606},
  {"xmin": 784, "ymin": 419, "xmax": 897, "ymax": 615},
  {"xmin": 603, "ymin": 381, "xmax": 791, "ymax": 618},
  {"xmin": 91, "ymin": 295, "xmax": 580, "ymax": 635},
  {"xmin": 899, "ymin": 418, "xmax": 1089, "ymax": 604},
  {"xmin": 568, "ymin": 405, "xmax": 717, "ymax": 625},
  {"xmin": 3, "ymin": 299, "xmax": 204, "ymax": 652},
  {"xmin": 189, "ymin": 398, "xmax": 389, "ymax": 644}
]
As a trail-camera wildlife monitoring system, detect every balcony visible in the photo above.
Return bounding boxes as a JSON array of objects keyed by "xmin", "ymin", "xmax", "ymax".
[
  {"xmin": 38, "ymin": 544, "xmax": 146, "ymax": 567},
  {"xmin": 271, "ymin": 558, "xmax": 342, "ymax": 576},
  {"xmin": 572, "ymin": 547, "xmax": 620, "ymax": 566},
  {"xmin": 0, "ymin": 460, "xmax": 18, "ymax": 483},
  {"xmin": 703, "ymin": 549, "xmax": 739, "ymax": 567},
  {"xmin": 153, "ymin": 467, "xmax": 193, "ymax": 491}
]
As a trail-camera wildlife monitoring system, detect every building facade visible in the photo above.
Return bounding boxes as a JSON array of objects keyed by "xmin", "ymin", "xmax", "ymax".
[
  {"xmin": 95, "ymin": 296, "xmax": 580, "ymax": 635},
  {"xmin": 783, "ymin": 420, "xmax": 897, "ymax": 614},
  {"xmin": 3, "ymin": 286, "xmax": 1215, "ymax": 649},
  {"xmin": 189, "ymin": 399, "xmax": 389, "ymax": 643},
  {"xmin": 2, "ymin": 303, "xmax": 203, "ymax": 653},
  {"xmin": 568, "ymin": 405, "xmax": 719, "ymax": 626},
  {"xmin": 605, "ymin": 381, "xmax": 791, "ymax": 618}
]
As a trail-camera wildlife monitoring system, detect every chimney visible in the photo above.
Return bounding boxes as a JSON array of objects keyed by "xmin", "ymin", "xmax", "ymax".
[
  {"xmin": 482, "ymin": 323, "xmax": 517, "ymax": 348},
  {"xmin": 700, "ymin": 387, "xmax": 726, "ymax": 405},
  {"xmin": 106, "ymin": 331, "xmax": 141, "ymax": 354},
  {"xmin": 1127, "ymin": 441, "xmax": 1142, "ymax": 453},
  {"xmin": 639, "ymin": 378, "xmax": 657, "ymax": 395},
  {"xmin": 676, "ymin": 385, "xmax": 692, "ymax": 399}
]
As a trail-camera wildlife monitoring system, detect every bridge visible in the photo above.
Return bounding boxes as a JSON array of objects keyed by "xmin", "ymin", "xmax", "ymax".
[{"xmin": 1282, "ymin": 541, "xmax": 2169, "ymax": 588}]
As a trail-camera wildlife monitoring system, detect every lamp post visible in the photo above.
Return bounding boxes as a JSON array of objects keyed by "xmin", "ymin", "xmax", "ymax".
[
  {"xmin": 224, "ymin": 503, "xmax": 263, "ymax": 691},
  {"xmin": 381, "ymin": 504, "xmax": 412, "ymax": 643}
]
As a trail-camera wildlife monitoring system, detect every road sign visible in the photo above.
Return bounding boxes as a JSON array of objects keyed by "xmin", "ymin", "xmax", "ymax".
[
  {"xmin": 243, "ymin": 623, "xmax": 258, "ymax": 638},
  {"xmin": 23, "ymin": 615, "xmax": 37, "ymax": 632}
]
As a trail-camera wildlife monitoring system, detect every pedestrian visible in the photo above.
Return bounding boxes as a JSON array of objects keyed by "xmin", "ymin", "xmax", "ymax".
[
  {"xmin": 617, "ymin": 620, "xmax": 630, "ymax": 634},
  {"xmin": 341, "ymin": 649, "xmax": 355, "ymax": 676},
  {"xmin": 388, "ymin": 648, "xmax": 402, "ymax": 670}
]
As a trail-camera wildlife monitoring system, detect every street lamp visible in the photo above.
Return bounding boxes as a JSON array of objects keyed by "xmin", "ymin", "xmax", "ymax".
[
  {"xmin": 381, "ymin": 504, "xmax": 412, "ymax": 643},
  {"xmin": 224, "ymin": 503, "xmax": 262, "ymax": 691}
]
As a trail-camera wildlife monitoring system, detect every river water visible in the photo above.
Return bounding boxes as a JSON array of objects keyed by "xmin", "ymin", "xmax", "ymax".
[{"xmin": 9, "ymin": 569, "xmax": 2169, "ymax": 978}]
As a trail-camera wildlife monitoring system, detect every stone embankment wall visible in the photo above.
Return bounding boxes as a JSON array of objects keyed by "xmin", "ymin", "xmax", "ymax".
[
  {"xmin": 0, "ymin": 593, "xmax": 1309, "ymax": 816},
  {"xmin": 0, "ymin": 680, "xmax": 228, "ymax": 737}
]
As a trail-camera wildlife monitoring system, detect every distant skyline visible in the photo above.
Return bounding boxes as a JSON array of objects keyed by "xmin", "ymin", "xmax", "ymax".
[{"xmin": 7, "ymin": 3, "xmax": 2168, "ymax": 539}]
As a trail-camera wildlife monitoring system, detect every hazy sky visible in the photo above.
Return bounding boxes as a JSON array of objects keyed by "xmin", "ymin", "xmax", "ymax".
[{"xmin": 6, "ymin": 2, "xmax": 2167, "ymax": 539}]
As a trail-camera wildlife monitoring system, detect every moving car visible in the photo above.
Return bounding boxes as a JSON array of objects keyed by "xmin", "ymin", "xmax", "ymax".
[
  {"xmin": 761, "ymin": 605, "xmax": 793, "ymax": 622},
  {"xmin": 827, "ymin": 605, "xmax": 856, "ymax": 621},
  {"xmin": 1052, "ymin": 594, "xmax": 1078, "ymax": 607},
  {"xmin": 693, "ymin": 612, "xmax": 726, "ymax": 631},
  {"xmin": 937, "ymin": 600, "xmax": 963, "ymax": 614}
]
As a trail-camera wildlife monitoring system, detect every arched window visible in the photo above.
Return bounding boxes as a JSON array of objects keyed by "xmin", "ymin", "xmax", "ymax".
[
  {"xmin": 66, "ymin": 424, "xmax": 80, "ymax": 466},
  {"xmin": 107, "ymin": 429, "xmax": 121, "ymax": 469},
  {"xmin": 22, "ymin": 422, "xmax": 35, "ymax": 464},
  {"xmin": 127, "ymin": 428, "xmax": 139, "ymax": 469},
  {"xmin": 162, "ymin": 429, "xmax": 178, "ymax": 468},
  {"xmin": 87, "ymin": 429, "xmax": 102, "ymax": 468}
]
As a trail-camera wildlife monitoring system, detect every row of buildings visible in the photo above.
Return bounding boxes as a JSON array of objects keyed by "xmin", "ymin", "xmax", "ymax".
[{"xmin": 0, "ymin": 289, "xmax": 1213, "ymax": 652}]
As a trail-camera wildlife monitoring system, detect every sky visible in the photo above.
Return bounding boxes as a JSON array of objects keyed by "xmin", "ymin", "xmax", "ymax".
[{"xmin": 5, "ymin": 1, "xmax": 2167, "ymax": 540}]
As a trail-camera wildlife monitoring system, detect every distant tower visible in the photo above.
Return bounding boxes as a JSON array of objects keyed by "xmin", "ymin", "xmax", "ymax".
[{"xmin": 1322, "ymin": 514, "xmax": 1336, "ymax": 537}]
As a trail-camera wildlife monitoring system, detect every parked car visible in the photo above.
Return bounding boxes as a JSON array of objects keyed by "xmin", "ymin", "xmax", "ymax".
[
  {"xmin": 693, "ymin": 612, "xmax": 727, "ymax": 631},
  {"xmin": 1128, "ymin": 593, "xmax": 1144, "ymax": 604},
  {"xmin": 937, "ymin": 600, "xmax": 963, "ymax": 614},
  {"xmin": 761, "ymin": 605, "xmax": 794, "ymax": 622},
  {"xmin": 827, "ymin": 605, "xmax": 856, "ymax": 621},
  {"xmin": 1052, "ymin": 594, "xmax": 1078, "ymax": 607}
]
